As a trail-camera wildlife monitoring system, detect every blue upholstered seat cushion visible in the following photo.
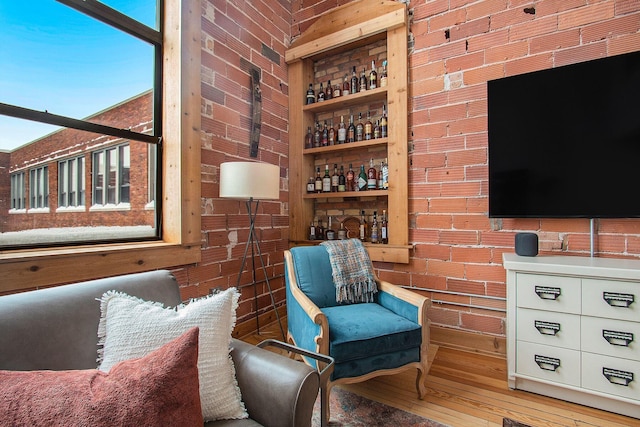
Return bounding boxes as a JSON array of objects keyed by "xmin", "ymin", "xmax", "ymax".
[
  {"xmin": 322, "ymin": 303, "xmax": 422, "ymax": 364},
  {"xmin": 289, "ymin": 245, "xmax": 340, "ymax": 308}
]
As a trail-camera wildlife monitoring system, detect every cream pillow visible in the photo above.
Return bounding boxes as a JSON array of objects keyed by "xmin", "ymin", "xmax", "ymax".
[{"xmin": 97, "ymin": 288, "xmax": 247, "ymax": 422}]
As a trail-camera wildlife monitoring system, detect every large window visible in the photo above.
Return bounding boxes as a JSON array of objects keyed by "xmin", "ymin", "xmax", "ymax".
[
  {"xmin": 92, "ymin": 145, "xmax": 130, "ymax": 207},
  {"xmin": 29, "ymin": 166, "xmax": 49, "ymax": 210},
  {"xmin": 10, "ymin": 172, "xmax": 25, "ymax": 211},
  {"xmin": 58, "ymin": 156, "xmax": 86, "ymax": 209}
]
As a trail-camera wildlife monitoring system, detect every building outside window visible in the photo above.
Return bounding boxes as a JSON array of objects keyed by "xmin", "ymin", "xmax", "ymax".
[
  {"xmin": 29, "ymin": 166, "xmax": 49, "ymax": 210},
  {"xmin": 10, "ymin": 172, "xmax": 25, "ymax": 211},
  {"xmin": 58, "ymin": 156, "xmax": 85, "ymax": 209}
]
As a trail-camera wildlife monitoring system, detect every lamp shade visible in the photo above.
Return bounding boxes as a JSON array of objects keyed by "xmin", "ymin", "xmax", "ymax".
[{"xmin": 219, "ymin": 161, "xmax": 280, "ymax": 200}]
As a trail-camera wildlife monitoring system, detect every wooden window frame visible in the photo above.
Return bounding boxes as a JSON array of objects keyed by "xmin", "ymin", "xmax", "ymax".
[{"xmin": 0, "ymin": 0, "xmax": 202, "ymax": 293}]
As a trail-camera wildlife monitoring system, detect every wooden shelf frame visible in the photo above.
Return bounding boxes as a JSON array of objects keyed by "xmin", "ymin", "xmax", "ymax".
[{"xmin": 286, "ymin": 0, "xmax": 409, "ymax": 264}]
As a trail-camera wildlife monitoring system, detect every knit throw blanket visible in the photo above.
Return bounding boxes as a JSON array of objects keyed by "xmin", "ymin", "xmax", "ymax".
[{"xmin": 320, "ymin": 239, "xmax": 378, "ymax": 304}]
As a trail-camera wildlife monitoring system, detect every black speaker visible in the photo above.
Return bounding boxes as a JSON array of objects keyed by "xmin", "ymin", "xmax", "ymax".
[{"xmin": 515, "ymin": 232, "xmax": 538, "ymax": 257}]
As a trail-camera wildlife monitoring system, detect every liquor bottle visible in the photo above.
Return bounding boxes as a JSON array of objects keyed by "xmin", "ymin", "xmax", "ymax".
[
  {"xmin": 338, "ymin": 165, "xmax": 346, "ymax": 192},
  {"xmin": 351, "ymin": 66, "xmax": 359, "ymax": 94},
  {"xmin": 359, "ymin": 210, "xmax": 368, "ymax": 242},
  {"xmin": 379, "ymin": 60, "xmax": 388, "ymax": 87},
  {"xmin": 359, "ymin": 68, "xmax": 367, "ymax": 92},
  {"xmin": 380, "ymin": 104, "xmax": 388, "ymax": 138},
  {"xmin": 337, "ymin": 115, "xmax": 347, "ymax": 144},
  {"xmin": 331, "ymin": 163, "xmax": 339, "ymax": 192},
  {"xmin": 325, "ymin": 80, "xmax": 332, "ymax": 100},
  {"xmin": 346, "ymin": 163, "xmax": 355, "ymax": 192},
  {"xmin": 338, "ymin": 221, "xmax": 348, "ymax": 240},
  {"xmin": 355, "ymin": 112, "xmax": 364, "ymax": 142},
  {"xmin": 369, "ymin": 60, "xmax": 377, "ymax": 89},
  {"xmin": 364, "ymin": 111, "xmax": 373, "ymax": 140},
  {"xmin": 308, "ymin": 220, "xmax": 317, "ymax": 240},
  {"xmin": 370, "ymin": 211, "xmax": 379, "ymax": 244},
  {"xmin": 328, "ymin": 121, "xmax": 336, "ymax": 146},
  {"xmin": 343, "ymin": 74, "xmax": 350, "ymax": 95},
  {"xmin": 313, "ymin": 122, "xmax": 321, "ymax": 147},
  {"xmin": 306, "ymin": 83, "xmax": 315, "ymax": 104},
  {"xmin": 378, "ymin": 159, "xmax": 384, "ymax": 189},
  {"xmin": 367, "ymin": 158, "xmax": 377, "ymax": 190},
  {"xmin": 317, "ymin": 82, "xmax": 325, "ymax": 102},
  {"xmin": 305, "ymin": 126, "xmax": 313, "ymax": 149},
  {"xmin": 314, "ymin": 167, "xmax": 323, "ymax": 193},
  {"xmin": 322, "ymin": 164, "xmax": 331, "ymax": 193},
  {"xmin": 357, "ymin": 164, "xmax": 367, "ymax": 191},
  {"xmin": 381, "ymin": 209, "xmax": 388, "ymax": 244},
  {"xmin": 325, "ymin": 216, "xmax": 336, "ymax": 240},
  {"xmin": 373, "ymin": 119, "xmax": 381, "ymax": 139},
  {"xmin": 333, "ymin": 83, "xmax": 341, "ymax": 98},
  {"xmin": 347, "ymin": 115, "xmax": 356, "ymax": 143},
  {"xmin": 317, "ymin": 219, "xmax": 325, "ymax": 240},
  {"xmin": 382, "ymin": 157, "xmax": 389, "ymax": 190},
  {"xmin": 321, "ymin": 121, "xmax": 329, "ymax": 146},
  {"xmin": 306, "ymin": 177, "xmax": 315, "ymax": 193}
]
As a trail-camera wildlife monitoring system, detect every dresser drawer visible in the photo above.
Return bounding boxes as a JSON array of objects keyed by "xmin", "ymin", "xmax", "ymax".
[
  {"xmin": 581, "ymin": 316, "xmax": 640, "ymax": 362},
  {"xmin": 517, "ymin": 308, "xmax": 580, "ymax": 350},
  {"xmin": 582, "ymin": 352, "xmax": 640, "ymax": 402},
  {"xmin": 516, "ymin": 273, "xmax": 581, "ymax": 314},
  {"xmin": 516, "ymin": 341, "xmax": 581, "ymax": 387},
  {"xmin": 582, "ymin": 279, "xmax": 639, "ymax": 322}
]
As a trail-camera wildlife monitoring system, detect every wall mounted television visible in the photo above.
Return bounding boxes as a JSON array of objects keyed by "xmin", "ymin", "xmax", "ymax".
[{"xmin": 488, "ymin": 50, "xmax": 640, "ymax": 218}]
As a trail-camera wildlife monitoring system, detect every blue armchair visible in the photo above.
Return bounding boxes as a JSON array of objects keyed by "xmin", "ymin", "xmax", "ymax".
[{"xmin": 284, "ymin": 245, "xmax": 430, "ymax": 420}]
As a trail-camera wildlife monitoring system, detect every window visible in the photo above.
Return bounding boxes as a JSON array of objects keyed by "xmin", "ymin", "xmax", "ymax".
[
  {"xmin": 10, "ymin": 172, "xmax": 25, "ymax": 210},
  {"xmin": 92, "ymin": 145, "xmax": 130, "ymax": 207},
  {"xmin": 29, "ymin": 166, "xmax": 49, "ymax": 210},
  {"xmin": 58, "ymin": 156, "xmax": 85, "ymax": 208}
]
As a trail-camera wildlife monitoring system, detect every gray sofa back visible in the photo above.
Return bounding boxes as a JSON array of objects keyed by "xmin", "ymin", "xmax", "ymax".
[{"xmin": 0, "ymin": 270, "xmax": 181, "ymax": 371}]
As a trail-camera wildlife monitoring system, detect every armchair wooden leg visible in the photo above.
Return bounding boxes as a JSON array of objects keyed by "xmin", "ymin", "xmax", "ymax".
[
  {"xmin": 416, "ymin": 367, "xmax": 427, "ymax": 399},
  {"xmin": 321, "ymin": 382, "xmax": 332, "ymax": 427}
]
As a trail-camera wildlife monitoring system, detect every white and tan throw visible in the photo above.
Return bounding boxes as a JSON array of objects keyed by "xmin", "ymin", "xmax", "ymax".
[{"xmin": 321, "ymin": 238, "xmax": 378, "ymax": 304}]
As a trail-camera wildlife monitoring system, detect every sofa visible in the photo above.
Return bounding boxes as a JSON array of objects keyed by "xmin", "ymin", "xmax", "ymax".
[{"xmin": 0, "ymin": 270, "xmax": 320, "ymax": 427}]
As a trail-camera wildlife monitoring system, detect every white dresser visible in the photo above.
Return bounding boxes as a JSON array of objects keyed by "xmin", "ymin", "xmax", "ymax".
[{"xmin": 503, "ymin": 254, "xmax": 640, "ymax": 419}]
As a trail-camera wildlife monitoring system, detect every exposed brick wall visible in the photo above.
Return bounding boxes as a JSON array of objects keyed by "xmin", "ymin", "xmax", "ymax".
[{"xmin": 293, "ymin": 0, "xmax": 640, "ymax": 338}]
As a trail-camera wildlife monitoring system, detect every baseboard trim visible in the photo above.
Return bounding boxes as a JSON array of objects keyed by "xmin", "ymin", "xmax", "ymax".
[{"xmin": 430, "ymin": 325, "xmax": 506, "ymax": 358}]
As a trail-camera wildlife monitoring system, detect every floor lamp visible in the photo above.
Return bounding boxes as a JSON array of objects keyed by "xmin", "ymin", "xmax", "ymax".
[{"xmin": 219, "ymin": 161, "xmax": 285, "ymax": 339}]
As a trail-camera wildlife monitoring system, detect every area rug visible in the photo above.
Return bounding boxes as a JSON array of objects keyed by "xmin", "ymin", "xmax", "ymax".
[{"xmin": 312, "ymin": 387, "xmax": 448, "ymax": 427}]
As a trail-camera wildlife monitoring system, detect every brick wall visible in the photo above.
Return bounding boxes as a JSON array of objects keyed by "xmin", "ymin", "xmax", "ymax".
[{"xmin": 293, "ymin": 0, "xmax": 640, "ymax": 338}]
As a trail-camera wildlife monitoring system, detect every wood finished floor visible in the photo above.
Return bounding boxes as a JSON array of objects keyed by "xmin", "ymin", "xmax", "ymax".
[{"xmin": 241, "ymin": 322, "xmax": 638, "ymax": 427}]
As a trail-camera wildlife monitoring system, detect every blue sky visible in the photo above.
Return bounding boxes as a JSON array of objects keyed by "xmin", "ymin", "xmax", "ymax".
[{"xmin": 0, "ymin": 0, "xmax": 156, "ymax": 151}]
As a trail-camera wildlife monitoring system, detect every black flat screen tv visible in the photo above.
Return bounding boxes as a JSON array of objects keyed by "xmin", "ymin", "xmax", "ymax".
[{"xmin": 488, "ymin": 50, "xmax": 640, "ymax": 218}]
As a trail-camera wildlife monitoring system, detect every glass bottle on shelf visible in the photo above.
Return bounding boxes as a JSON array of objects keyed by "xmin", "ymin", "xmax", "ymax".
[
  {"xmin": 359, "ymin": 210, "xmax": 368, "ymax": 242},
  {"xmin": 317, "ymin": 82, "xmax": 325, "ymax": 102},
  {"xmin": 338, "ymin": 221, "xmax": 347, "ymax": 240},
  {"xmin": 337, "ymin": 116, "xmax": 346, "ymax": 144},
  {"xmin": 351, "ymin": 66, "xmax": 359, "ymax": 94},
  {"xmin": 370, "ymin": 211, "xmax": 379, "ymax": 244},
  {"xmin": 367, "ymin": 158, "xmax": 377, "ymax": 190},
  {"xmin": 317, "ymin": 219, "xmax": 325, "ymax": 240},
  {"xmin": 373, "ymin": 119, "xmax": 381, "ymax": 139},
  {"xmin": 325, "ymin": 80, "xmax": 332, "ymax": 100},
  {"xmin": 325, "ymin": 216, "xmax": 336, "ymax": 240},
  {"xmin": 321, "ymin": 121, "xmax": 329, "ymax": 146},
  {"xmin": 314, "ymin": 167, "xmax": 322, "ymax": 194},
  {"xmin": 346, "ymin": 163, "xmax": 355, "ymax": 192},
  {"xmin": 308, "ymin": 220, "xmax": 316, "ymax": 240},
  {"xmin": 364, "ymin": 111, "xmax": 373, "ymax": 140},
  {"xmin": 357, "ymin": 164, "xmax": 367, "ymax": 191},
  {"xmin": 328, "ymin": 120, "xmax": 336, "ymax": 145},
  {"xmin": 306, "ymin": 177, "xmax": 315, "ymax": 193},
  {"xmin": 379, "ymin": 60, "xmax": 388, "ymax": 87},
  {"xmin": 333, "ymin": 83, "xmax": 341, "ymax": 98},
  {"xmin": 380, "ymin": 104, "xmax": 388, "ymax": 138},
  {"xmin": 338, "ymin": 165, "xmax": 346, "ymax": 192},
  {"xmin": 382, "ymin": 157, "xmax": 389, "ymax": 190},
  {"xmin": 369, "ymin": 60, "xmax": 377, "ymax": 89},
  {"xmin": 378, "ymin": 159, "xmax": 384, "ymax": 189},
  {"xmin": 313, "ymin": 122, "xmax": 321, "ymax": 147},
  {"xmin": 359, "ymin": 67, "xmax": 367, "ymax": 92},
  {"xmin": 347, "ymin": 115, "xmax": 355, "ymax": 143},
  {"xmin": 331, "ymin": 164, "xmax": 339, "ymax": 192},
  {"xmin": 305, "ymin": 126, "xmax": 313, "ymax": 149},
  {"xmin": 343, "ymin": 74, "xmax": 350, "ymax": 95},
  {"xmin": 381, "ymin": 209, "xmax": 388, "ymax": 244},
  {"xmin": 322, "ymin": 164, "xmax": 331, "ymax": 193},
  {"xmin": 306, "ymin": 83, "xmax": 315, "ymax": 104},
  {"xmin": 355, "ymin": 112, "xmax": 364, "ymax": 142}
]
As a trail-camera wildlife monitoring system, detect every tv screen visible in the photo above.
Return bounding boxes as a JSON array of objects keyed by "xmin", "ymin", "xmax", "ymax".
[{"xmin": 488, "ymin": 50, "xmax": 640, "ymax": 218}]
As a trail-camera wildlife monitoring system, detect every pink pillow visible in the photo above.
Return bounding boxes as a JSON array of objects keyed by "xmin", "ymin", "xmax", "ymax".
[{"xmin": 0, "ymin": 327, "xmax": 203, "ymax": 427}]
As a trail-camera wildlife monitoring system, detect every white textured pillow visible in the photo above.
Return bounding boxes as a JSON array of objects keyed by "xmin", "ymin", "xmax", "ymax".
[{"xmin": 97, "ymin": 288, "xmax": 247, "ymax": 422}]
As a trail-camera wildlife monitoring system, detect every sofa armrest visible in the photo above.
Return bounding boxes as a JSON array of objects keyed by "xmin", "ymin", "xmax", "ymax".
[{"xmin": 229, "ymin": 338, "xmax": 320, "ymax": 427}]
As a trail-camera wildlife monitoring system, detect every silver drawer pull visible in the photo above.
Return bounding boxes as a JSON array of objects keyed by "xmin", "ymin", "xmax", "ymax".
[
  {"xmin": 535, "ymin": 354, "xmax": 560, "ymax": 371},
  {"xmin": 603, "ymin": 292, "xmax": 635, "ymax": 308},
  {"xmin": 535, "ymin": 286, "xmax": 561, "ymax": 300},
  {"xmin": 603, "ymin": 367, "xmax": 634, "ymax": 387},
  {"xmin": 602, "ymin": 330, "xmax": 634, "ymax": 347},
  {"xmin": 535, "ymin": 320, "xmax": 561, "ymax": 336}
]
